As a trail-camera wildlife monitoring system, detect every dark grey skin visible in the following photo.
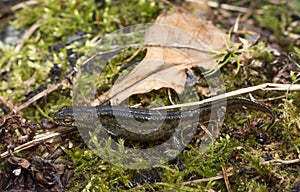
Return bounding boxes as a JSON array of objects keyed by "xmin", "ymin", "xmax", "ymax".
[{"xmin": 54, "ymin": 97, "xmax": 274, "ymax": 142}]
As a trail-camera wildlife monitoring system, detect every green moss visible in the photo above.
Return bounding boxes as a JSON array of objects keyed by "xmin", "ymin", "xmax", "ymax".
[
  {"xmin": 1, "ymin": 0, "xmax": 299, "ymax": 191},
  {"xmin": 0, "ymin": 0, "xmax": 163, "ymax": 119},
  {"xmin": 254, "ymin": 2, "xmax": 299, "ymax": 51}
]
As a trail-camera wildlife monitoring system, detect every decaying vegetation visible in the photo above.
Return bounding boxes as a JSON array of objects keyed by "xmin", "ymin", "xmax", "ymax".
[{"xmin": 0, "ymin": 0, "xmax": 299, "ymax": 191}]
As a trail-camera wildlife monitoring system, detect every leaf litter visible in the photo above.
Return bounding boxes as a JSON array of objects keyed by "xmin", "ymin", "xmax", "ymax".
[
  {"xmin": 0, "ymin": 0, "xmax": 299, "ymax": 191},
  {"xmin": 94, "ymin": 11, "xmax": 227, "ymax": 105}
]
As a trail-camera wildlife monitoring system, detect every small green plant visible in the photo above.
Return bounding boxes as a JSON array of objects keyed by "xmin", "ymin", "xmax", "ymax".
[
  {"xmin": 289, "ymin": 52, "xmax": 300, "ymax": 84},
  {"xmin": 214, "ymin": 33, "xmax": 243, "ymax": 74},
  {"xmin": 255, "ymin": 5, "xmax": 291, "ymax": 40}
]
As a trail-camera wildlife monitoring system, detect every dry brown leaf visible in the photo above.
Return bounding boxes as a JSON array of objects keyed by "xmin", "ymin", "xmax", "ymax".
[{"xmin": 93, "ymin": 11, "xmax": 227, "ymax": 105}]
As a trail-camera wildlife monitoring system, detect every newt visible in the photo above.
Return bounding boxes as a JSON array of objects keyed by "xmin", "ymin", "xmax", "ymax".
[{"xmin": 54, "ymin": 97, "xmax": 274, "ymax": 142}]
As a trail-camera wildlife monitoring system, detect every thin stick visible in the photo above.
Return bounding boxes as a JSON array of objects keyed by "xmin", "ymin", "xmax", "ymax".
[
  {"xmin": 187, "ymin": 0, "xmax": 263, "ymax": 14},
  {"xmin": 84, "ymin": 42, "xmax": 218, "ymax": 59},
  {"xmin": 0, "ymin": 95, "xmax": 14, "ymax": 111},
  {"xmin": 182, "ymin": 172, "xmax": 234, "ymax": 185},
  {"xmin": 240, "ymin": 0, "xmax": 261, "ymax": 22},
  {"xmin": 200, "ymin": 124, "xmax": 214, "ymax": 141},
  {"xmin": 221, "ymin": 164, "xmax": 232, "ymax": 192},
  {"xmin": 0, "ymin": 126, "xmax": 77, "ymax": 159},
  {"xmin": 11, "ymin": 0, "xmax": 39, "ymax": 12},
  {"xmin": 153, "ymin": 83, "xmax": 300, "ymax": 110},
  {"xmin": 14, "ymin": 71, "xmax": 75, "ymax": 113},
  {"xmin": 144, "ymin": 43, "xmax": 218, "ymax": 54},
  {"xmin": 126, "ymin": 46, "xmax": 145, "ymax": 63},
  {"xmin": 263, "ymin": 158, "xmax": 300, "ymax": 165}
]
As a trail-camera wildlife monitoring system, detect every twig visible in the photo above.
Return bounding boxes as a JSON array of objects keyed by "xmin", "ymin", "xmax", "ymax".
[
  {"xmin": 221, "ymin": 164, "xmax": 232, "ymax": 192},
  {"xmin": 167, "ymin": 88, "xmax": 176, "ymax": 106},
  {"xmin": 0, "ymin": 126, "xmax": 77, "ymax": 159},
  {"xmin": 11, "ymin": 0, "xmax": 39, "ymax": 12},
  {"xmin": 233, "ymin": 14, "xmax": 241, "ymax": 33},
  {"xmin": 124, "ymin": 45, "xmax": 145, "ymax": 64},
  {"xmin": 16, "ymin": 19, "xmax": 41, "ymax": 52},
  {"xmin": 187, "ymin": 0, "xmax": 263, "ymax": 14},
  {"xmin": 14, "ymin": 83, "xmax": 60, "ymax": 112},
  {"xmin": 0, "ymin": 95, "xmax": 15, "ymax": 111},
  {"xmin": 240, "ymin": 0, "xmax": 261, "ymax": 22},
  {"xmin": 258, "ymin": 95, "xmax": 287, "ymax": 102},
  {"xmin": 153, "ymin": 83, "xmax": 300, "ymax": 110},
  {"xmin": 14, "ymin": 71, "xmax": 75, "ymax": 113},
  {"xmin": 182, "ymin": 172, "xmax": 234, "ymax": 185},
  {"xmin": 143, "ymin": 43, "xmax": 218, "ymax": 54},
  {"xmin": 263, "ymin": 158, "xmax": 300, "ymax": 165},
  {"xmin": 88, "ymin": 42, "xmax": 217, "ymax": 58},
  {"xmin": 0, "ymin": 0, "xmax": 38, "ymax": 18},
  {"xmin": 200, "ymin": 124, "xmax": 214, "ymax": 141}
]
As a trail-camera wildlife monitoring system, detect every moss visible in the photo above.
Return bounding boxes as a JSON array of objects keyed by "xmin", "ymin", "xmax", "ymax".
[
  {"xmin": 254, "ymin": 2, "xmax": 299, "ymax": 51},
  {"xmin": 0, "ymin": 0, "xmax": 163, "ymax": 119},
  {"xmin": 1, "ymin": 0, "xmax": 300, "ymax": 191}
]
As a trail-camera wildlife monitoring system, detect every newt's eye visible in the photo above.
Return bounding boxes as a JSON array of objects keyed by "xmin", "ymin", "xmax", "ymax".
[{"xmin": 63, "ymin": 118, "xmax": 74, "ymax": 125}]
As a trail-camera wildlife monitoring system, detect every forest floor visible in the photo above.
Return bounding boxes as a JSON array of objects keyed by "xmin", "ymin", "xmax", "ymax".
[{"xmin": 0, "ymin": 0, "xmax": 299, "ymax": 191}]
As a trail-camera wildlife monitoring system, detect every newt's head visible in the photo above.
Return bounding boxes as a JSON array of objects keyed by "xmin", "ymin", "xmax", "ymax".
[
  {"xmin": 53, "ymin": 106, "xmax": 75, "ymax": 126},
  {"xmin": 54, "ymin": 106, "xmax": 99, "ymax": 127}
]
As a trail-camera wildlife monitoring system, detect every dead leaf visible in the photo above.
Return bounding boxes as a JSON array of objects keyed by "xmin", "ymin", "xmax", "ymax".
[
  {"xmin": 9, "ymin": 156, "xmax": 31, "ymax": 169},
  {"xmin": 93, "ymin": 11, "xmax": 227, "ymax": 105}
]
